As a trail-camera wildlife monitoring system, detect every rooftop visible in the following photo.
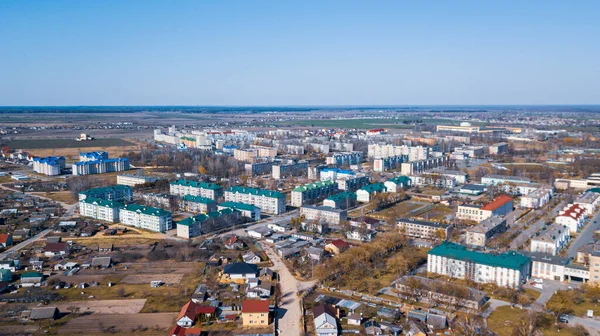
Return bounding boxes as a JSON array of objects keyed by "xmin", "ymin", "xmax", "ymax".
[
  {"xmin": 181, "ymin": 194, "xmax": 216, "ymax": 204},
  {"xmin": 480, "ymin": 195, "xmax": 513, "ymax": 211},
  {"xmin": 170, "ymin": 179, "xmax": 223, "ymax": 190},
  {"xmin": 359, "ymin": 183, "xmax": 387, "ymax": 193},
  {"xmin": 428, "ymin": 242, "xmax": 530, "ymax": 270},
  {"xmin": 218, "ymin": 201, "xmax": 259, "ymax": 211},
  {"xmin": 226, "ymin": 186, "xmax": 284, "ymax": 199},
  {"xmin": 80, "ymin": 197, "xmax": 123, "ymax": 208},
  {"xmin": 120, "ymin": 204, "xmax": 171, "ymax": 217},
  {"xmin": 293, "ymin": 180, "xmax": 336, "ymax": 192},
  {"xmin": 242, "ymin": 299, "xmax": 270, "ymax": 313},
  {"xmin": 397, "ymin": 217, "xmax": 450, "ymax": 229}
]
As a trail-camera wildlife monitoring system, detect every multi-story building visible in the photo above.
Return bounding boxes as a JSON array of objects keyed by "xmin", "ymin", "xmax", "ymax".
[
  {"xmin": 396, "ymin": 218, "xmax": 453, "ymax": 241},
  {"xmin": 367, "ymin": 144, "xmax": 430, "ymax": 161},
  {"xmin": 234, "ymin": 149, "xmax": 257, "ymax": 162},
  {"xmin": 530, "ymin": 224, "xmax": 570, "ymax": 256},
  {"xmin": 323, "ymin": 192, "xmax": 357, "ymax": 209},
  {"xmin": 241, "ymin": 300, "xmax": 270, "ymax": 327},
  {"xmin": 587, "ymin": 173, "xmax": 600, "ymax": 188},
  {"xmin": 481, "ymin": 175, "xmax": 531, "ymax": 186},
  {"xmin": 119, "ymin": 204, "xmax": 172, "ymax": 232},
  {"xmin": 554, "ymin": 178, "xmax": 589, "ymax": 190},
  {"xmin": 300, "ymin": 205, "xmax": 347, "ymax": 225},
  {"xmin": 272, "ymin": 161, "xmax": 308, "ymax": 180},
  {"xmin": 373, "ymin": 155, "xmax": 406, "ymax": 172},
  {"xmin": 555, "ymin": 204, "xmax": 586, "ymax": 233},
  {"xmin": 520, "ymin": 186, "xmax": 554, "ymax": 209},
  {"xmin": 436, "ymin": 123, "xmax": 481, "ymax": 133},
  {"xmin": 245, "ymin": 161, "xmax": 273, "ymax": 176},
  {"xmin": 489, "ymin": 143, "xmax": 509, "ymax": 155},
  {"xmin": 218, "ymin": 201, "xmax": 261, "ymax": 221},
  {"xmin": 79, "ymin": 198, "xmax": 122, "ymax": 222},
  {"xmin": 78, "ymin": 185, "xmax": 133, "ymax": 202},
  {"xmin": 574, "ymin": 191, "xmax": 600, "ymax": 215},
  {"xmin": 139, "ymin": 193, "xmax": 177, "ymax": 211},
  {"xmin": 336, "ymin": 175, "xmax": 370, "ymax": 192},
  {"xmin": 431, "ymin": 169, "xmax": 468, "ymax": 184},
  {"xmin": 251, "ymin": 145, "xmax": 278, "ymax": 158},
  {"xmin": 427, "ymin": 242, "xmax": 530, "ymax": 288},
  {"xmin": 400, "ymin": 156, "xmax": 448, "ymax": 175},
  {"xmin": 169, "ymin": 179, "xmax": 223, "ymax": 200},
  {"xmin": 356, "ymin": 183, "xmax": 387, "ymax": 203},
  {"xmin": 410, "ymin": 174, "xmax": 456, "ymax": 189},
  {"xmin": 497, "ymin": 182, "xmax": 543, "ymax": 196},
  {"xmin": 523, "ymin": 252, "xmax": 589, "ymax": 282},
  {"xmin": 320, "ymin": 168, "xmax": 355, "ymax": 181},
  {"xmin": 179, "ymin": 195, "xmax": 217, "ymax": 213},
  {"xmin": 465, "ymin": 216, "xmax": 507, "ymax": 247},
  {"xmin": 117, "ymin": 174, "xmax": 159, "ymax": 187},
  {"xmin": 33, "ymin": 156, "xmax": 65, "ymax": 176},
  {"xmin": 176, "ymin": 208, "xmax": 241, "ymax": 238},
  {"xmin": 79, "ymin": 151, "xmax": 108, "ymax": 162},
  {"xmin": 456, "ymin": 195, "xmax": 513, "ymax": 223},
  {"xmin": 453, "ymin": 146, "xmax": 485, "ymax": 159},
  {"xmin": 291, "ymin": 180, "xmax": 338, "ymax": 207},
  {"xmin": 72, "ymin": 158, "xmax": 130, "ymax": 176},
  {"xmin": 382, "ymin": 176, "xmax": 410, "ymax": 193},
  {"xmin": 224, "ymin": 186, "xmax": 286, "ymax": 215},
  {"xmin": 325, "ymin": 151, "xmax": 364, "ymax": 166}
]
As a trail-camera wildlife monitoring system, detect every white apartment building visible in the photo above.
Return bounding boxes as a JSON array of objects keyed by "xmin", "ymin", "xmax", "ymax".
[
  {"xmin": 574, "ymin": 191, "xmax": 600, "ymax": 215},
  {"xmin": 320, "ymin": 168, "xmax": 355, "ymax": 181},
  {"xmin": 119, "ymin": 204, "xmax": 173, "ymax": 233},
  {"xmin": 272, "ymin": 161, "xmax": 308, "ymax": 180},
  {"xmin": 233, "ymin": 149, "xmax": 257, "ymax": 162},
  {"xmin": 384, "ymin": 176, "xmax": 411, "ymax": 193},
  {"xmin": 367, "ymin": 144, "xmax": 430, "ymax": 161},
  {"xmin": 466, "ymin": 216, "xmax": 507, "ymax": 247},
  {"xmin": 291, "ymin": 180, "xmax": 338, "ymax": 207},
  {"xmin": 224, "ymin": 186, "xmax": 286, "ymax": 215},
  {"xmin": 33, "ymin": 156, "xmax": 65, "ymax": 176},
  {"xmin": 410, "ymin": 174, "xmax": 456, "ymax": 189},
  {"xmin": 79, "ymin": 198, "xmax": 121, "ymax": 222},
  {"xmin": 72, "ymin": 158, "xmax": 130, "ymax": 176},
  {"xmin": 400, "ymin": 156, "xmax": 448, "ymax": 175},
  {"xmin": 117, "ymin": 174, "xmax": 159, "ymax": 187},
  {"xmin": 456, "ymin": 195, "xmax": 513, "ymax": 223},
  {"xmin": 554, "ymin": 178, "xmax": 589, "ymax": 190},
  {"xmin": 530, "ymin": 224, "xmax": 570, "ymax": 256},
  {"xmin": 373, "ymin": 155, "xmax": 405, "ymax": 172},
  {"xmin": 555, "ymin": 204, "xmax": 586, "ymax": 233},
  {"xmin": 78, "ymin": 185, "xmax": 133, "ymax": 202},
  {"xmin": 300, "ymin": 205, "xmax": 347, "ymax": 225},
  {"xmin": 396, "ymin": 218, "xmax": 453, "ymax": 241},
  {"xmin": 169, "ymin": 179, "xmax": 224, "ymax": 200},
  {"xmin": 356, "ymin": 183, "xmax": 388, "ymax": 203},
  {"xmin": 336, "ymin": 175, "xmax": 370, "ymax": 192},
  {"xmin": 325, "ymin": 151, "xmax": 364, "ymax": 166},
  {"xmin": 520, "ymin": 187, "xmax": 554, "ymax": 209},
  {"xmin": 427, "ymin": 242, "xmax": 530, "ymax": 288}
]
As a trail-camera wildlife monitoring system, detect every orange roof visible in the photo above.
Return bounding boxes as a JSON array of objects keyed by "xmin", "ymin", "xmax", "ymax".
[
  {"xmin": 184, "ymin": 328, "xmax": 202, "ymax": 335},
  {"xmin": 0, "ymin": 234, "xmax": 10, "ymax": 244},
  {"xmin": 177, "ymin": 301, "xmax": 198, "ymax": 321},
  {"xmin": 331, "ymin": 239, "xmax": 350, "ymax": 249},
  {"xmin": 481, "ymin": 195, "xmax": 513, "ymax": 211},
  {"xmin": 558, "ymin": 204, "xmax": 585, "ymax": 220},
  {"xmin": 242, "ymin": 299, "xmax": 270, "ymax": 313}
]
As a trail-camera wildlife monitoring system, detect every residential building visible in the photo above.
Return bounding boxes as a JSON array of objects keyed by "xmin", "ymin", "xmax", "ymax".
[
  {"xmin": 139, "ymin": 192, "xmax": 176, "ymax": 211},
  {"xmin": 481, "ymin": 175, "xmax": 531, "ymax": 186},
  {"xmin": 458, "ymin": 184, "xmax": 487, "ymax": 196},
  {"xmin": 0, "ymin": 269, "xmax": 12, "ymax": 282},
  {"xmin": 218, "ymin": 201, "xmax": 261, "ymax": 221},
  {"xmin": 291, "ymin": 180, "xmax": 338, "ymax": 207},
  {"xmin": 465, "ymin": 216, "xmax": 507, "ymax": 247},
  {"xmin": 373, "ymin": 155, "xmax": 406, "ymax": 172},
  {"xmin": 410, "ymin": 174, "xmax": 456, "ymax": 189},
  {"xmin": 325, "ymin": 151, "xmax": 364, "ymax": 166},
  {"xmin": 356, "ymin": 183, "xmax": 387, "ymax": 203},
  {"xmin": 313, "ymin": 304, "xmax": 339, "ymax": 336},
  {"xmin": 574, "ymin": 191, "xmax": 600, "ymax": 215},
  {"xmin": 368, "ymin": 144, "xmax": 430, "ymax": 161},
  {"xmin": 169, "ymin": 180, "xmax": 223, "ymax": 200},
  {"xmin": 72, "ymin": 157, "xmax": 130, "ymax": 176},
  {"xmin": 554, "ymin": 178, "xmax": 589, "ymax": 190},
  {"xmin": 79, "ymin": 198, "xmax": 122, "ymax": 222},
  {"xmin": 436, "ymin": 124, "xmax": 481, "ymax": 133},
  {"xmin": 397, "ymin": 218, "xmax": 453, "ymax": 241},
  {"xmin": 400, "ymin": 156, "xmax": 448, "ymax": 175},
  {"xmin": 323, "ymin": 192, "xmax": 357, "ymax": 209},
  {"xmin": 78, "ymin": 185, "xmax": 133, "ymax": 202},
  {"xmin": 456, "ymin": 195, "xmax": 513, "ymax": 223},
  {"xmin": 427, "ymin": 242, "xmax": 530, "ymax": 288},
  {"xmin": 272, "ymin": 161, "xmax": 308, "ymax": 179},
  {"xmin": 431, "ymin": 169, "xmax": 468, "ymax": 184},
  {"xmin": 520, "ymin": 187, "xmax": 554, "ymax": 209},
  {"xmin": 522, "ymin": 252, "xmax": 571, "ymax": 282},
  {"xmin": 489, "ymin": 143, "xmax": 509, "ymax": 155},
  {"xmin": 384, "ymin": 176, "xmax": 411, "ymax": 193},
  {"xmin": 453, "ymin": 146, "xmax": 485, "ymax": 159},
  {"xmin": 117, "ymin": 174, "xmax": 159, "ymax": 187},
  {"xmin": 245, "ymin": 161, "xmax": 273, "ymax": 176},
  {"xmin": 0, "ymin": 234, "xmax": 13, "ymax": 248},
  {"xmin": 396, "ymin": 276, "xmax": 488, "ymax": 310},
  {"xmin": 300, "ymin": 205, "xmax": 347, "ymax": 225},
  {"xmin": 176, "ymin": 209, "xmax": 241, "ymax": 238},
  {"xmin": 498, "ymin": 182, "xmax": 545, "ymax": 196},
  {"xmin": 555, "ymin": 204, "xmax": 586, "ymax": 233},
  {"xmin": 179, "ymin": 195, "xmax": 217, "ymax": 213},
  {"xmin": 224, "ymin": 262, "xmax": 259, "ymax": 281},
  {"xmin": 336, "ymin": 175, "xmax": 370, "ymax": 192},
  {"xmin": 346, "ymin": 229, "xmax": 374, "ymax": 242},
  {"xmin": 119, "ymin": 204, "xmax": 173, "ymax": 232},
  {"xmin": 242, "ymin": 299, "xmax": 270, "ymax": 327},
  {"xmin": 588, "ymin": 252, "xmax": 600, "ymax": 285},
  {"xmin": 224, "ymin": 186, "xmax": 286, "ymax": 215},
  {"xmin": 234, "ymin": 149, "xmax": 257, "ymax": 162},
  {"xmin": 20, "ymin": 272, "xmax": 44, "ymax": 287},
  {"xmin": 79, "ymin": 151, "xmax": 108, "ymax": 162},
  {"xmin": 320, "ymin": 168, "xmax": 355, "ymax": 181},
  {"xmin": 33, "ymin": 156, "xmax": 65, "ymax": 176},
  {"xmin": 324, "ymin": 239, "xmax": 350, "ymax": 255}
]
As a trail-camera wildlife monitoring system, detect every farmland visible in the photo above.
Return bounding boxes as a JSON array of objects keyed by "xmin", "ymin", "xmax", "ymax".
[
  {"xmin": 6, "ymin": 138, "xmax": 134, "ymax": 149},
  {"xmin": 59, "ymin": 312, "xmax": 177, "ymax": 335}
]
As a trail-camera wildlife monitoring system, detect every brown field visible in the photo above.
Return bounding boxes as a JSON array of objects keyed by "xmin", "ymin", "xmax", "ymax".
[
  {"xmin": 418, "ymin": 204, "xmax": 455, "ymax": 221},
  {"xmin": 30, "ymin": 191, "xmax": 77, "ymax": 205},
  {"xmin": 0, "ymin": 325, "xmax": 39, "ymax": 335},
  {"xmin": 48, "ymin": 274, "xmax": 107, "ymax": 284},
  {"xmin": 54, "ymin": 299, "xmax": 147, "ymax": 314},
  {"xmin": 122, "ymin": 273, "xmax": 184, "ymax": 284},
  {"xmin": 59, "ymin": 312, "xmax": 177, "ymax": 335}
]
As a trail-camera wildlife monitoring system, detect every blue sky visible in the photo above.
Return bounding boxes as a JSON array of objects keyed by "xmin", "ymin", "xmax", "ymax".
[{"xmin": 1, "ymin": 0, "xmax": 599, "ymax": 106}]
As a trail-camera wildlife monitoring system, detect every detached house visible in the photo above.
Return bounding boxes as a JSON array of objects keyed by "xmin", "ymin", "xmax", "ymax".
[
  {"xmin": 242, "ymin": 299, "xmax": 271, "ymax": 326},
  {"xmin": 325, "ymin": 239, "xmax": 350, "ymax": 255},
  {"xmin": 223, "ymin": 263, "xmax": 259, "ymax": 283},
  {"xmin": 44, "ymin": 242, "xmax": 70, "ymax": 257},
  {"xmin": 313, "ymin": 304, "xmax": 339, "ymax": 336},
  {"xmin": 0, "ymin": 233, "xmax": 13, "ymax": 248}
]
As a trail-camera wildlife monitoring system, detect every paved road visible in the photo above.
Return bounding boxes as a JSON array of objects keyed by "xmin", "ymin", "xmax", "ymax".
[
  {"xmin": 568, "ymin": 209, "xmax": 600, "ymax": 259},
  {"xmin": 570, "ymin": 316, "xmax": 600, "ymax": 335},
  {"xmin": 522, "ymin": 280, "xmax": 578, "ymax": 306},
  {"xmin": 215, "ymin": 210, "xmax": 299, "ymax": 239},
  {"xmin": 509, "ymin": 200, "xmax": 567, "ymax": 250},
  {"xmin": 260, "ymin": 242, "xmax": 316, "ymax": 336}
]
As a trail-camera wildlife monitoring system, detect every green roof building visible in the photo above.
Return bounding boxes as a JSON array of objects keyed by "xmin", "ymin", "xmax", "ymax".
[
  {"xmin": 224, "ymin": 186, "xmax": 286, "ymax": 215},
  {"xmin": 323, "ymin": 192, "xmax": 357, "ymax": 209},
  {"xmin": 78, "ymin": 185, "xmax": 133, "ymax": 202},
  {"xmin": 356, "ymin": 183, "xmax": 388, "ymax": 202},
  {"xmin": 170, "ymin": 179, "xmax": 223, "ymax": 200},
  {"xmin": 218, "ymin": 201, "xmax": 261, "ymax": 221},
  {"xmin": 291, "ymin": 180, "xmax": 338, "ymax": 207},
  {"xmin": 119, "ymin": 204, "xmax": 172, "ymax": 232},
  {"xmin": 176, "ymin": 209, "xmax": 241, "ymax": 238}
]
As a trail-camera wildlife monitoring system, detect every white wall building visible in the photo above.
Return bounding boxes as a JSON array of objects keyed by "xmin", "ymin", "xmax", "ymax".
[
  {"xmin": 119, "ymin": 204, "xmax": 172, "ymax": 232},
  {"xmin": 224, "ymin": 186, "xmax": 286, "ymax": 215},
  {"xmin": 79, "ymin": 198, "xmax": 121, "ymax": 222}
]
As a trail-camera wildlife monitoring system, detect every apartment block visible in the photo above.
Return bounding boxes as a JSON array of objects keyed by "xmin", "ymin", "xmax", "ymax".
[
  {"xmin": 384, "ymin": 176, "xmax": 411, "ymax": 193},
  {"xmin": 218, "ymin": 201, "xmax": 261, "ymax": 221},
  {"xmin": 481, "ymin": 174, "xmax": 531, "ymax": 186},
  {"xmin": 520, "ymin": 187, "xmax": 554, "ymax": 209},
  {"xmin": 79, "ymin": 198, "xmax": 122, "ymax": 223},
  {"xmin": 325, "ymin": 151, "xmax": 364, "ymax": 166},
  {"xmin": 410, "ymin": 174, "xmax": 456, "ymax": 189},
  {"xmin": 356, "ymin": 183, "xmax": 387, "ymax": 203},
  {"xmin": 72, "ymin": 158, "xmax": 130, "ymax": 176},
  {"xmin": 367, "ymin": 144, "xmax": 430, "ymax": 161},
  {"xmin": 272, "ymin": 161, "xmax": 308, "ymax": 180},
  {"xmin": 245, "ymin": 161, "xmax": 273, "ymax": 176},
  {"xmin": 574, "ymin": 191, "xmax": 600, "ymax": 215},
  {"xmin": 300, "ymin": 205, "xmax": 347, "ymax": 225},
  {"xmin": 373, "ymin": 155, "xmax": 405, "ymax": 172},
  {"xmin": 117, "ymin": 174, "xmax": 159, "ymax": 187},
  {"xmin": 169, "ymin": 179, "xmax": 223, "ymax": 200},
  {"xmin": 400, "ymin": 156, "xmax": 448, "ymax": 175},
  {"xmin": 119, "ymin": 204, "xmax": 173, "ymax": 232},
  {"xmin": 465, "ymin": 216, "xmax": 507, "ymax": 247},
  {"xmin": 555, "ymin": 204, "xmax": 586, "ymax": 233},
  {"xmin": 291, "ymin": 180, "xmax": 338, "ymax": 207},
  {"xmin": 489, "ymin": 143, "xmax": 509, "ymax": 155},
  {"xmin": 176, "ymin": 208, "xmax": 241, "ymax": 238},
  {"xmin": 33, "ymin": 156, "xmax": 65, "ymax": 176},
  {"xmin": 530, "ymin": 224, "xmax": 570, "ymax": 256},
  {"xmin": 79, "ymin": 151, "xmax": 108, "ymax": 162},
  {"xmin": 427, "ymin": 242, "xmax": 530, "ymax": 288},
  {"xmin": 78, "ymin": 185, "xmax": 133, "ymax": 202},
  {"xmin": 178, "ymin": 195, "xmax": 217, "ymax": 213},
  {"xmin": 323, "ymin": 192, "xmax": 357, "ymax": 209},
  {"xmin": 396, "ymin": 218, "xmax": 453, "ymax": 241},
  {"xmin": 224, "ymin": 186, "xmax": 286, "ymax": 215},
  {"xmin": 320, "ymin": 168, "xmax": 355, "ymax": 181}
]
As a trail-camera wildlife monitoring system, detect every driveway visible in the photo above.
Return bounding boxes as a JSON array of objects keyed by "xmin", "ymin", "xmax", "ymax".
[{"xmin": 260, "ymin": 242, "xmax": 316, "ymax": 336}]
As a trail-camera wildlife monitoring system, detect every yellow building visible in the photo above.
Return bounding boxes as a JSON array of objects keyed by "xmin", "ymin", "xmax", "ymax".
[{"xmin": 242, "ymin": 300, "xmax": 270, "ymax": 326}]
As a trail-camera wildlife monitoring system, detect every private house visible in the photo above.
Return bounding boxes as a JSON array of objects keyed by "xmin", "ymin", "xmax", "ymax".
[
  {"xmin": 29, "ymin": 307, "xmax": 60, "ymax": 320},
  {"xmin": 325, "ymin": 239, "xmax": 350, "ymax": 255},
  {"xmin": 222, "ymin": 263, "xmax": 259, "ymax": 283},
  {"xmin": 44, "ymin": 242, "xmax": 70, "ymax": 257},
  {"xmin": 176, "ymin": 301, "xmax": 197, "ymax": 327},
  {"xmin": 242, "ymin": 299, "xmax": 270, "ymax": 326},
  {"xmin": 313, "ymin": 304, "xmax": 339, "ymax": 336},
  {"xmin": 0, "ymin": 269, "xmax": 12, "ymax": 282},
  {"xmin": 0, "ymin": 260, "xmax": 20, "ymax": 272},
  {"xmin": 0, "ymin": 233, "xmax": 13, "ymax": 248},
  {"xmin": 242, "ymin": 251, "xmax": 262, "ymax": 264},
  {"xmin": 21, "ymin": 271, "xmax": 43, "ymax": 287}
]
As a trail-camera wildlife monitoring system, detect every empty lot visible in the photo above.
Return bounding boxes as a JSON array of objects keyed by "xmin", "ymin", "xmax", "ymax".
[
  {"xmin": 59, "ymin": 312, "xmax": 177, "ymax": 334},
  {"xmin": 55, "ymin": 299, "xmax": 146, "ymax": 314},
  {"xmin": 122, "ymin": 273, "xmax": 184, "ymax": 284}
]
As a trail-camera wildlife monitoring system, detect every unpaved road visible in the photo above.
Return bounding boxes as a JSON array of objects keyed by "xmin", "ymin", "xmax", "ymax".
[{"xmin": 260, "ymin": 242, "xmax": 316, "ymax": 336}]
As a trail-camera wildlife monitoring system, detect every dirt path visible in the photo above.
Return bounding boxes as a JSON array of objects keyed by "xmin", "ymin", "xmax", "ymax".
[{"xmin": 260, "ymin": 242, "xmax": 316, "ymax": 336}]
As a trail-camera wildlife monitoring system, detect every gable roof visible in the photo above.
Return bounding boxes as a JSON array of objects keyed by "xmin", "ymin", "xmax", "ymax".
[
  {"xmin": 177, "ymin": 301, "xmax": 198, "ymax": 321},
  {"xmin": 242, "ymin": 299, "xmax": 270, "ymax": 313},
  {"xmin": 480, "ymin": 195, "xmax": 513, "ymax": 211},
  {"xmin": 330, "ymin": 239, "xmax": 350, "ymax": 250},
  {"xmin": 223, "ymin": 262, "xmax": 258, "ymax": 275},
  {"xmin": 44, "ymin": 242, "xmax": 68, "ymax": 252},
  {"xmin": 313, "ymin": 304, "xmax": 338, "ymax": 330},
  {"xmin": 170, "ymin": 179, "xmax": 222, "ymax": 190},
  {"xmin": 428, "ymin": 242, "xmax": 530, "ymax": 270},
  {"xmin": 0, "ymin": 233, "xmax": 11, "ymax": 244},
  {"xmin": 120, "ymin": 204, "xmax": 171, "ymax": 217},
  {"xmin": 226, "ymin": 186, "xmax": 284, "ymax": 199}
]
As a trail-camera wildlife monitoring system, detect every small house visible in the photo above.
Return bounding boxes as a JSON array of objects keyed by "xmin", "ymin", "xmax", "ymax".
[{"xmin": 30, "ymin": 307, "xmax": 59, "ymax": 320}]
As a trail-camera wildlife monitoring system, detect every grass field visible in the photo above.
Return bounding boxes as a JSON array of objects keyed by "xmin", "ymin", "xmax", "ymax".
[
  {"xmin": 31, "ymin": 191, "xmax": 77, "ymax": 204},
  {"xmin": 7, "ymin": 138, "xmax": 134, "ymax": 149},
  {"xmin": 487, "ymin": 306, "xmax": 583, "ymax": 336}
]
